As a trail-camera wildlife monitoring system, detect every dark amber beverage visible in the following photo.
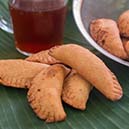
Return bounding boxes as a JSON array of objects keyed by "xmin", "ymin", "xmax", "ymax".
[{"xmin": 9, "ymin": 0, "xmax": 67, "ymax": 54}]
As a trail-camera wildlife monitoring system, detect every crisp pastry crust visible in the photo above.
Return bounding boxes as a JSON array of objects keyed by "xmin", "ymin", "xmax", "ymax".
[
  {"xmin": 90, "ymin": 18, "xmax": 128, "ymax": 59},
  {"xmin": 62, "ymin": 70, "xmax": 92, "ymax": 110},
  {"xmin": 49, "ymin": 44, "xmax": 123, "ymax": 101},
  {"xmin": 118, "ymin": 10, "xmax": 129, "ymax": 38},
  {"xmin": 0, "ymin": 59, "xmax": 49, "ymax": 88},
  {"xmin": 26, "ymin": 50, "xmax": 60, "ymax": 64},
  {"xmin": 27, "ymin": 64, "xmax": 70, "ymax": 123}
]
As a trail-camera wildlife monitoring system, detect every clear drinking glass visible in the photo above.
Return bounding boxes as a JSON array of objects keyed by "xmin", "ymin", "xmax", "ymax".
[{"xmin": 0, "ymin": 0, "xmax": 68, "ymax": 55}]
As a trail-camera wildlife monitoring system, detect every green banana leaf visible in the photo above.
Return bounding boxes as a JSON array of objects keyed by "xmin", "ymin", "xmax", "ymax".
[{"xmin": 0, "ymin": 1, "xmax": 129, "ymax": 129}]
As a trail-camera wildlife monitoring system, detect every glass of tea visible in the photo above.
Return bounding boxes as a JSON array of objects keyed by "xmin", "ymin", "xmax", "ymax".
[{"xmin": 8, "ymin": 0, "xmax": 68, "ymax": 55}]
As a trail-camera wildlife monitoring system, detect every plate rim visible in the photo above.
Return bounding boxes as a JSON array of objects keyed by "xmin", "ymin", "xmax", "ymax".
[{"xmin": 72, "ymin": 0, "xmax": 129, "ymax": 67}]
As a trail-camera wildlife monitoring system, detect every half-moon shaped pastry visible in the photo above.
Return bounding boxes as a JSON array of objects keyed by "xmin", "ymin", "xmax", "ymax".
[
  {"xmin": 28, "ymin": 64, "xmax": 70, "ymax": 123},
  {"xmin": 90, "ymin": 18, "xmax": 128, "ymax": 59},
  {"xmin": 0, "ymin": 59, "xmax": 49, "ymax": 88},
  {"xmin": 62, "ymin": 70, "xmax": 92, "ymax": 110},
  {"xmin": 49, "ymin": 44, "xmax": 123, "ymax": 101}
]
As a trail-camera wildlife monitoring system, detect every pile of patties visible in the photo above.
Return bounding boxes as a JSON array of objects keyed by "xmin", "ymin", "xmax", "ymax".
[
  {"xmin": 0, "ymin": 44, "xmax": 123, "ymax": 123},
  {"xmin": 90, "ymin": 10, "xmax": 129, "ymax": 60}
]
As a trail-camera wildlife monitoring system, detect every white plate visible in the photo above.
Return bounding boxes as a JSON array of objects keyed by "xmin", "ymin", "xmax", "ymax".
[{"xmin": 73, "ymin": 0, "xmax": 129, "ymax": 67}]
